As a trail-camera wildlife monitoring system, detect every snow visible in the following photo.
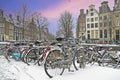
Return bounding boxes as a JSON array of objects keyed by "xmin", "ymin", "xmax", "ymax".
[{"xmin": 0, "ymin": 55, "xmax": 120, "ymax": 80}]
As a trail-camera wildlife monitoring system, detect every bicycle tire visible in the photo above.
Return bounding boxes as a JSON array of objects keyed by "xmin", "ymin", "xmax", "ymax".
[
  {"xmin": 44, "ymin": 50, "xmax": 65, "ymax": 78},
  {"xmin": 73, "ymin": 49, "xmax": 86, "ymax": 70},
  {"xmin": 25, "ymin": 48, "xmax": 38, "ymax": 65}
]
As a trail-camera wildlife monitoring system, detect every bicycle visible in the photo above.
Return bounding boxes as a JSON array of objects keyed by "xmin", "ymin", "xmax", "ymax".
[
  {"xmin": 44, "ymin": 42, "xmax": 86, "ymax": 78},
  {"xmin": 85, "ymin": 44, "xmax": 120, "ymax": 68},
  {"xmin": 100, "ymin": 47, "xmax": 120, "ymax": 68},
  {"xmin": 25, "ymin": 46, "xmax": 51, "ymax": 66},
  {"xmin": 3, "ymin": 45, "xmax": 22, "ymax": 62}
]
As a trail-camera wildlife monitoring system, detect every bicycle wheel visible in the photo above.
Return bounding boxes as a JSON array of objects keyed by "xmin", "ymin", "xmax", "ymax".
[
  {"xmin": 44, "ymin": 50, "xmax": 65, "ymax": 78},
  {"xmin": 73, "ymin": 49, "xmax": 86, "ymax": 70},
  {"xmin": 25, "ymin": 48, "xmax": 38, "ymax": 65},
  {"xmin": 101, "ymin": 53, "xmax": 113, "ymax": 67}
]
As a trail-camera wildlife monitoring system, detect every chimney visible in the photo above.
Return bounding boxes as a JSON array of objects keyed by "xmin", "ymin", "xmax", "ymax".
[
  {"xmin": 86, "ymin": 9, "xmax": 88, "ymax": 14},
  {"xmin": 9, "ymin": 14, "xmax": 12, "ymax": 20},
  {"xmin": 17, "ymin": 15, "xmax": 19, "ymax": 21},
  {"xmin": 80, "ymin": 9, "xmax": 84, "ymax": 15},
  {"xmin": 0, "ymin": 9, "xmax": 4, "ymax": 17}
]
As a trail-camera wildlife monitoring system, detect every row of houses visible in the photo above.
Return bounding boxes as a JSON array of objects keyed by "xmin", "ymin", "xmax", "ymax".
[
  {"xmin": 0, "ymin": 9, "xmax": 53, "ymax": 42},
  {"xmin": 76, "ymin": 0, "xmax": 120, "ymax": 43}
]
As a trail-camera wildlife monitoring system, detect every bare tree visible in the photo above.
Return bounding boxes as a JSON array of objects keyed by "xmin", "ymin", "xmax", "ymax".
[
  {"xmin": 57, "ymin": 11, "xmax": 74, "ymax": 39},
  {"xmin": 32, "ymin": 12, "xmax": 48, "ymax": 28},
  {"xmin": 32, "ymin": 12, "xmax": 49, "ymax": 40},
  {"xmin": 16, "ymin": 3, "xmax": 30, "ymax": 40}
]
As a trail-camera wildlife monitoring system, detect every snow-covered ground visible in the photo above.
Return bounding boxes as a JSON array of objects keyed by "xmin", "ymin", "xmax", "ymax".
[{"xmin": 0, "ymin": 55, "xmax": 120, "ymax": 80}]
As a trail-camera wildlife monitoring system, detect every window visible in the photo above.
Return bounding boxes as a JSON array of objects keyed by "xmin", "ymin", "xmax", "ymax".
[
  {"xmin": 87, "ymin": 24, "xmax": 90, "ymax": 28},
  {"xmin": 104, "ymin": 15, "xmax": 107, "ymax": 20},
  {"xmin": 91, "ymin": 13, "xmax": 94, "ymax": 16},
  {"xmin": 91, "ymin": 18, "xmax": 94, "ymax": 22},
  {"xmin": 91, "ymin": 23, "xmax": 94, "ymax": 28},
  {"xmin": 95, "ymin": 30, "xmax": 98, "ymax": 38},
  {"xmin": 91, "ymin": 30, "xmax": 94, "ymax": 38},
  {"xmin": 100, "ymin": 23, "xmax": 102, "ymax": 27},
  {"xmin": 95, "ymin": 17, "xmax": 98, "ymax": 21},
  {"xmin": 87, "ymin": 31, "xmax": 90, "ymax": 33},
  {"xmin": 87, "ymin": 30, "xmax": 90, "ymax": 39},
  {"xmin": 0, "ymin": 23, "xmax": 3, "ymax": 27},
  {"xmin": 95, "ymin": 23, "xmax": 98, "ymax": 28},
  {"xmin": 116, "ymin": 19, "xmax": 120, "ymax": 26},
  {"xmin": 109, "ymin": 29, "xmax": 112, "ymax": 39},
  {"xmin": 104, "ymin": 22, "xmax": 107, "ymax": 27},
  {"xmin": 10, "ymin": 25, "xmax": 14, "ymax": 30},
  {"xmin": 100, "ymin": 30, "xmax": 103, "ymax": 38},
  {"xmin": 0, "ymin": 34, "xmax": 4, "ymax": 41},
  {"xmin": 116, "ymin": 30, "xmax": 120, "ymax": 41},
  {"xmin": 115, "ymin": 20, "xmax": 118, "ymax": 26},
  {"xmin": 109, "ymin": 21, "xmax": 112, "ymax": 27},
  {"xmin": 87, "ymin": 34, "xmax": 90, "ymax": 39},
  {"xmin": 104, "ymin": 29, "xmax": 107, "ymax": 38},
  {"xmin": 90, "ymin": 9, "xmax": 93, "ymax": 11},
  {"xmin": 99, "ymin": 17, "xmax": 102, "ymax": 20},
  {"xmin": 109, "ymin": 15, "xmax": 112, "ymax": 20}
]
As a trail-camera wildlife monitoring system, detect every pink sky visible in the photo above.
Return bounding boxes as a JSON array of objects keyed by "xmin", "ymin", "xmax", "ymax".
[{"xmin": 41, "ymin": 0, "xmax": 114, "ymax": 20}]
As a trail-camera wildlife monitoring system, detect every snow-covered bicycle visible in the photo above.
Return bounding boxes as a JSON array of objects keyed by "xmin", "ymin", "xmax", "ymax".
[{"xmin": 44, "ymin": 43, "xmax": 86, "ymax": 78}]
